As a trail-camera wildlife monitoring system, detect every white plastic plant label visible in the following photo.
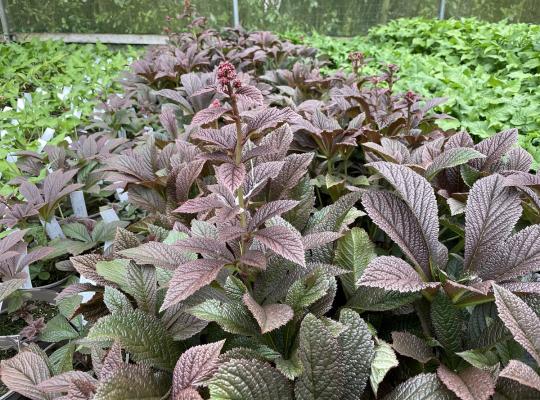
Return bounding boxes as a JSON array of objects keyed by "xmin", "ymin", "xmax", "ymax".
[
  {"xmin": 6, "ymin": 153, "xmax": 17, "ymax": 163},
  {"xmin": 118, "ymin": 128, "xmax": 127, "ymax": 138},
  {"xmin": 16, "ymin": 98, "xmax": 25, "ymax": 111},
  {"xmin": 40, "ymin": 216, "xmax": 65, "ymax": 240},
  {"xmin": 37, "ymin": 128, "xmax": 55, "ymax": 153},
  {"xmin": 70, "ymin": 190, "xmax": 88, "ymax": 218},
  {"xmin": 100, "ymin": 206, "xmax": 120, "ymax": 252},
  {"xmin": 116, "ymin": 187, "xmax": 129, "ymax": 202},
  {"xmin": 79, "ymin": 275, "xmax": 96, "ymax": 303}
]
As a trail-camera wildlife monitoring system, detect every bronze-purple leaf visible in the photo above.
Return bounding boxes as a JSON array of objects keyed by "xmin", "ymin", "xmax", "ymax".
[
  {"xmin": 499, "ymin": 360, "xmax": 540, "ymax": 392},
  {"xmin": 172, "ymin": 340, "xmax": 225, "ymax": 399},
  {"xmin": 358, "ymin": 256, "xmax": 438, "ymax": 293},
  {"xmin": 437, "ymin": 364, "xmax": 495, "ymax": 400},
  {"xmin": 253, "ymin": 225, "xmax": 305, "ymax": 267},
  {"xmin": 243, "ymin": 292, "xmax": 293, "ymax": 334},
  {"xmin": 161, "ymin": 259, "xmax": 227, "ymax": 311},
  {"xmin": 216, "ymin": 163, "xmax": 246, "ymax": 193}
]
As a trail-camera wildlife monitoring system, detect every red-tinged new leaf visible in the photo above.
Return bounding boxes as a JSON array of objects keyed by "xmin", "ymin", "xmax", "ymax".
[
  {"xmin": 172, "ymin": 340, "xmax": 225, "ymax": 398},
  {"xmin": 161, "ymin": 259, "xmax": 226, "ymax": 311},
  {"xmin": 358, "ymin": 256, "xmax": 438, "ymax": 293},
  {"xmin": 499, "ymin": 360, "xmax": 540, "ymax": 392},
  {"xmin": 254, "ymin": 225, "xmax": 305, "ymax": 267},
  {"xmin": 191, "ymin": 106, "xmax": 229, "ymax": 126},
  {"xmin": 464, "ymin": 175, "xmax": 521, "ymax": 276},
  {"xmin": 493, "ymin": 284, "xmax": 540, "ymax": 364},
  {"xmin": 216, "ymin": 163, "xmax": 246, "ymax": 193},
  {"xmin": 243, "ymin": 293, "xmax": 293, "ymax": 334},
  {"xmin": 175, "ymin": 194, "xmax": 227, "ymax": 214},
  {"xmin": 248, "ymin": 200, "xmax": 299, "ymax": 230},
  {"xmin": 437, "ymin": 365, "xmax": 495, "ymax": 400}
]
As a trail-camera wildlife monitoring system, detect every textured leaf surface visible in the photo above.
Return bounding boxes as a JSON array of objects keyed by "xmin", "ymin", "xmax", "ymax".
[
  {"xmin": 391, "ymin": 331, "xmax": 433, "ymax": 363},
  {"xmin": 464, "ymin": 175, "xmax": 521, "ymax": 274},
  {"xmin": 431, "ymin": 292, "xmax": 463, "ymax": 353},
  {"xmin": 161, "ymin": 259, "xmax": 226, "ymax": 311},
  {"xmin": 499, "ymin": 360, "xmax": 540, "ymax": 392},
  {"xmin": 362, "ymin": 191, "xmax": 432, "ymax": 274},
  {"xmin": 338, "ymin": 309, "xmax": 374, "ymax": 399},
  {"xmin": 87, "ymin": 309, "xmax": 180, "ymax": 370},
  {"xmin": 493, "ymin": 284, "xmax": 540, "ymax": 364},
  {"xmin": 335, "ymin": 228, "xmax": 375, "ymax": 296},
  {"xmin": 473, "ymin": 128, "xmax": 517, "ymax": 172},
  {"xmin": 295, "ymin": 314, "xmax": 344, "ymax": 400},
  {"xmin": 103, "ymin": 286, "xmax": 132, "ymax": 314},
  {"xmin": 358, "ymin": 256, "xmax": 438, "ymax": 292},
  {"xmin": 39, "ymin": 314, "xmax": 79, "ymax": 343},
  {"xmin": 254, "ymin": 225, "xmax": 305, "ymax": 267},
  {"xmin": 191, "ymin": 105, "xmax": 228, "ymax": 126},
  {"xmin": 370, "ymin": 340, "xmax": 398, "ymax": 395},
  {"xmin": 437, "ymin": 365, "xmax": 495, "ymax": 400},
  {"xmin": 347, "ymin": 286, "xmax": 420, "ymax": 312},
  {"xmin": 426, "ymin": 147, "xmax": 485, "ymax": 180},
  {"xmin": 384, "ymin": 373, "xmax": 455, "ymax": 400},
  {"xmin": 209, "ymin": 359, "xmax": 292, "ymax": 399},
  {"xmin": 0, "ymin": 279, "xmax": 25, "ymax": 301},
  {"xmin": 370, "ymin": 162, "xmax": 445, "ymax": 268},
  {"xmin": 189, "ymin": 299, "xmax": 258, "ymax": 336},
  {"xmin": 248, "ymin": 200, "xmax": 299, "ymax": 230},
  {"xmin": 216, "ymin": 163, "xmax": 246, "ymax": 193},
  {"xmin": 119, "ymin": 241, "xmax": 194, "ymax": 271},
  {"xmin": 243, "ymin": 293, "xmax": 293, "ymax": 334},
  {"xmin": 172, "ymin": 340, "xmax": 225, "ymax": 398},
  {"xmin": 94, "ymin": 365, "xmax": 168, "ymax": 400},
  {"xmin": 0, "ymin": 351, "xmax": 52, "ymax": 400}
]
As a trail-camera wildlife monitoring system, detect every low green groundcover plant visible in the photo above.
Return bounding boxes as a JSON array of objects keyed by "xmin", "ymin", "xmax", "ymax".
[
  {"xmin": 294, "ymin": 18, "xmax": 540, "ymax": 167},
  {"xmin": 0, "ymin": 40, "xmax": 139, "ymax": 195},
  {"xmin": 0, "ymin": 14, "xmax": 539, "ymax": 400}
]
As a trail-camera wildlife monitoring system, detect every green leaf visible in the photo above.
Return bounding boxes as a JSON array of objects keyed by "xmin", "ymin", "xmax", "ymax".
[
  {"xmin": 95, "ymin": 259, "xmax": 130, "ymax": 288},
  {"xmin": 63, "ymin": 222, "xmax": 92, "ymax": 242},
  {"xmin": 285, "ymin": 269, "xmax": 331, "ymax": 312},
  {"xmin": 94, "ymin": 365, "xmax": 169, "ymax": 400},
  {"xmin": 338, "ymin": 309, "xmax": 375, "ymax": 399},
  {"xmin": 92, "ymin": 221, "xmax": 126, "ymax": 243},
  {"xmin": 426, "ymin": 147, "xmax": 485, "ymax": 180},
  {"xmin": 384, "ymin": 373, "xmax": 456, "ymax": 400},
  {"xmin": 456, "ymin": 349, "xmax": 499, "ymax": 370},
  {"xmin": 347, "ymin": 286, "xmax": 419, "ymax": 311},
  {"xmin": 335, "ymin": 228, "xmax": 376, "ymax": 297},
  {"xmin": 275, "ymin": 353, "xmax": 303, "ymax": 380},
  {"xmin": 295, "ymin": 314, "xmax": 344, "ymax": 400},
  {"xmin": 209, "ymin": 359, "xmax": 293, "ymax": 400},
  {"xmin": 126, "ymin": 264, "xmax": 156, "ymax": 314},
  {"xmin": 103, "ymin": 286, "xmax": 132, "ymax": 314},
  {"xmin": 0, "ymin": 279, "xmax": 25, "ymax": 302},
  {"xmin": 87, "ymin": 309, "xmax": 180, "ymax": 370},
  {"xmin": 189, "ymin": 299, "xmax": 259, "ymax": 336},
  {"xmin": 39, "ymin": 314, "xmax": 79, "ymax": 343},
  {"xmin": 370, "ymin": 340, "xmax": 398, "ymax": 395},
  {"xmin": 49, "ymin": 343, "xmax": 75, "ymax": 374},
  {"xmin": 431, "ymin": 291, "xmax": 463, "ymax": 353}
]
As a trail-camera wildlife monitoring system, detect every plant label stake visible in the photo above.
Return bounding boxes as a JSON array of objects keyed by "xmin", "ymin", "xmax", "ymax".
[
  {"xmin": 70, "ymin": 190, "xmax": 88, "ymax": 218},
  {"xmin": 37, "ymin": 128, "xmax": 55, "ymax": 153},
  {"xmin": 40, "ymin": 216, "xmax": 65, "ymax": 240},
  {"xmin": 100, "ymin": 206, "xmax": 120, "ymax": 252}
]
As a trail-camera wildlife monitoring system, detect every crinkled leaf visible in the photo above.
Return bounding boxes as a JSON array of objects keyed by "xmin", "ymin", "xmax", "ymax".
[
  {"xmin": 391, "ymin": 331, "xmax": 434, "ymax": 363},
  {"xmin": 384, "ymin": 373, "xmax": 455, "ymax": 400},
  {"xmin": 431, "ymin": 292, "xmax": 463, "ymax": 353},
  {"xmin": 39, "ymin": 314, "xmax": 79, "ymax": 343},
  {"xmin": 426, "ymin": 147, "xmax": 485, "ymax": 180},
  {"xmin": 493, "ymin": 284, "xmax": 540, "ymax": 364},
  {"xmin": 437, "ymin": 365, "xmax": 495, "ymax": 400},
  {"xmin": 254, "ymin": 225, "xmax": 305, "ymax": 267},
  {"xmin": 189, "ymin": 299, "xmax": 259, "ymax": 336},
  {"xmin": 295, "ymin": 314, "xmax": 344, "ymax": 400},
  {"xmin": 499, "ymin": 360, "xmax": 540, "ymax": 392},
  {"xmin": 338, "ymin": 309, "xmax": 375, "ymax": 399},
  {"xmin": 87, "ymin": 309, "xmax": 180, "ymax": 370},
  {"xmin": 358, "ymin": 256, "xmax": 438, "ymax": 293},
  {"xmin": 94, "ymin": 364, "xmax": 168, "ymax": 400},
  {"xmin": 119, "ymin": 241, "xmax": 195, "ymax": 271},
  {"xmin": 209, "ymin": 358, "xmax": 292, "ymax": 400},
  {"xmin": 216, "ymin": 163, "xmax": 246, "ymax": 193},
  {"xmin": 242, "ymin": 292, "xmax": 293, "ymax": 334},
  {"xmin": 0, "ymin": 351, "xmax": 52, "ymax": 400},
  {"xmin": 370, "ymin": 340, "xmax": 398, "ymax": 395},
  {"xmin": 103, "ymin": 286, "xmax": 132, "ymax": 314},
  {"xmin": 172, "ymin": 340, "xmax": 225, "ymax": 398},
  {"xmin": 161, "ymin": 259, "xmax": 226, "ymax": 311}
]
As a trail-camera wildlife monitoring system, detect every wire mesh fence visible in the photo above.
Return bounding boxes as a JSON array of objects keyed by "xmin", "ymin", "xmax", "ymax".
[{"xmin": 1, "ymin": 0, "xmax": 539, "ymax": 39}]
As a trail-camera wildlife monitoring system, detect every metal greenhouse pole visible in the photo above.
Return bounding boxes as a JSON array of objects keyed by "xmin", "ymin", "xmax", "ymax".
[
  {"xmin": 233, "ymin": 0, "xmax": 240, "ymax": 27},
  {"xmin": 0, "ymin": 0, "xmax": 10, "ymax": 41},
  {"xmin": 439, "ymin": 0, "xmax": 447, "ymax": 19}
]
